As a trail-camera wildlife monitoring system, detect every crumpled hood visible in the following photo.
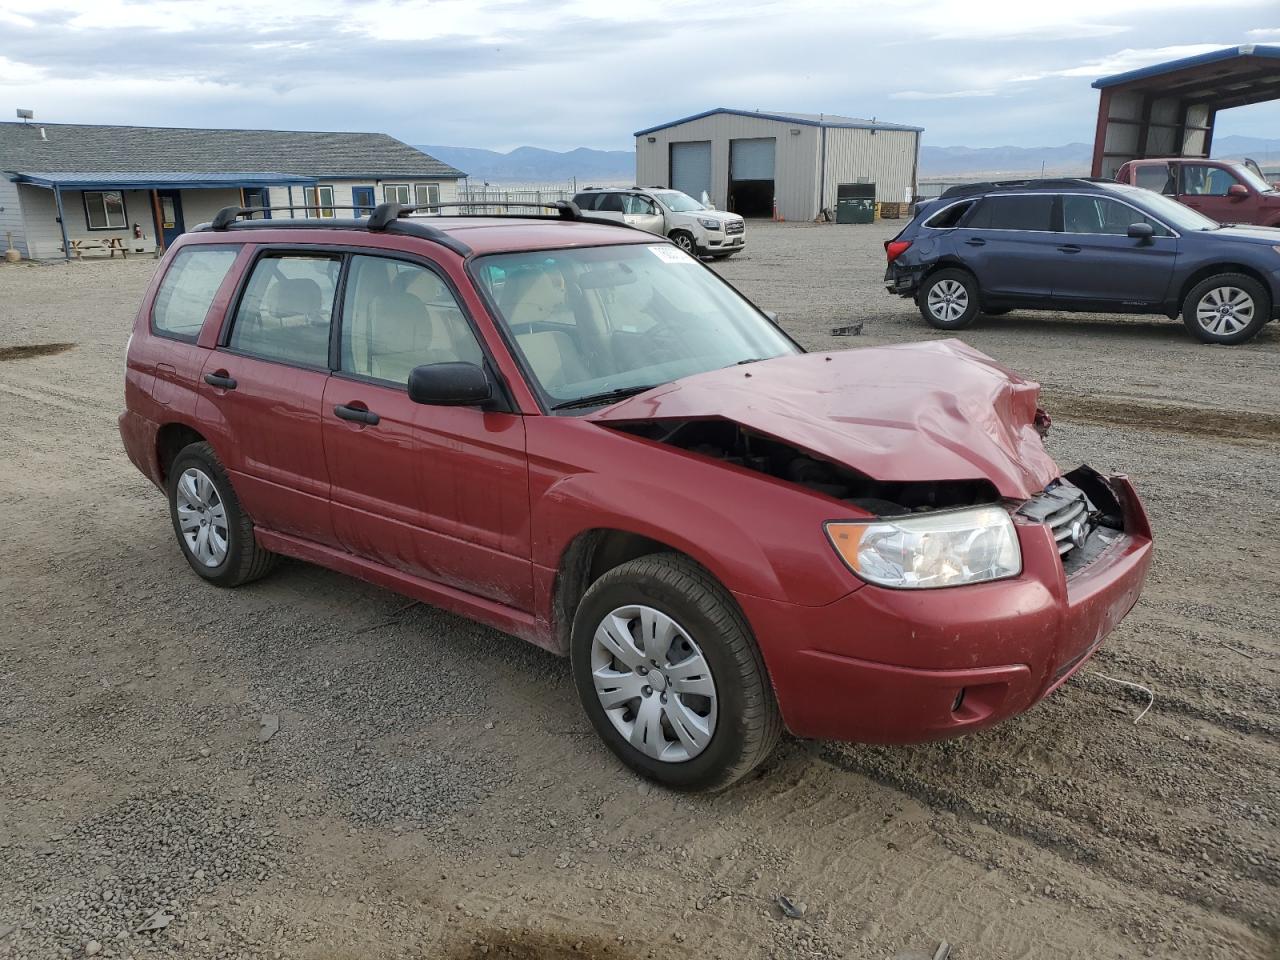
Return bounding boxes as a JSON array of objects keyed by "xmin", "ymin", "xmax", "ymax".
[{"xmin": 588, "ymin": 340, "xmax": 1061, "ymax": 500}]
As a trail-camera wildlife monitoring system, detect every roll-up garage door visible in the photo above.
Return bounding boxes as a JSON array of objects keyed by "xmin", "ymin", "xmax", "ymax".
[
  {"xmin": 670, "ymin": 141, "xmax": 712, "ymax": 201},
  {"xmin": 730, "ymin": 138, "xmax": 775, "ymax": 180}
]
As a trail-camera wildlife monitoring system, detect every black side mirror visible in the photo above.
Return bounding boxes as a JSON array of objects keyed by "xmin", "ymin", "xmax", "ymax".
[
  {"xmin": 1127, "ymin": 222, "xmax": 1155, "ymax": 241},
  {"xmin": 408, "ymin": 362, "xmax": 491, "ymax": 406}
]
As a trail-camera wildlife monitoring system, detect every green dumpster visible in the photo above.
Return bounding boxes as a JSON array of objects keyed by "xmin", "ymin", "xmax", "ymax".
[{"xmin": 835, "ymin": 183, "xmax": 876, "ymax": 224}]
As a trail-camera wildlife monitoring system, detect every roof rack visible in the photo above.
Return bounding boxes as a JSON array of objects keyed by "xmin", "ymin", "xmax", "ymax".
[{"xmin": 368, "ymin": 200, "xmax": 585, "ymax": 229}]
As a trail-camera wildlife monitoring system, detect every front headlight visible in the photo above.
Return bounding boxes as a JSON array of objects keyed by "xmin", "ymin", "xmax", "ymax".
[
  {"xmin": 825, "ymin": 506, "xmax": 1021, "ymax": 589},
  {"xmin": 697, "ymin": 217, "xmax": 722, "ymax": 230}
]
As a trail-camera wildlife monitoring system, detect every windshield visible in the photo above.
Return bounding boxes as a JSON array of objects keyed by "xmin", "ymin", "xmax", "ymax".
[
  {"xmin": 654, "ymin": 191, "xmax": 706, "ymax": 212},
  {"xmin": 473, "ymin": 244, "xmax": 798, "ymax": 409},
  {"xmin": 1230, "ymin": 162, "xmax": 1274, "ymax": 193},
  {"xmin": 1129, "ymin": 190, "xmax": 1220, "ymax": 231}
]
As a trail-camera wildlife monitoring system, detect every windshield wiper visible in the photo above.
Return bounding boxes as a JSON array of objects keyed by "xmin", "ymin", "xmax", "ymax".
[{"xmin": 551, "ymin": 384, "xmax": 662, "ymax": 411}]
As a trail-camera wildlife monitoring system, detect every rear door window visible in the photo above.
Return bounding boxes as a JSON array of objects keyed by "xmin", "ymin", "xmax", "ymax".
[
  {"xmin": 924, "ymin": 200, "xmax": 975, "ymax": 228},
  {"xmin": 966, "ymin": 195, "xmax": 1054, "ymax": 231},
  {"xmin": 151, "ymin": 246, "xmax": 239, "ymax": 340},
  {"xmin": 227, "ymin": 254, "xmax": 341, "ymax": 369},
  {"xmin": 597, "ymin": 193, "xmax": 625, "ymax": 213},
  {"xmin": 572, "ymin": 193, "xmax": 600, "ymax": 211}
]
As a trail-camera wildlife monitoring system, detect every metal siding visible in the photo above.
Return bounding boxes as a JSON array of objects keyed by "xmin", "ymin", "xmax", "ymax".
[
  {"xmin": 0, "ymin": 178, "xmax": 27, "ymax": 259},
  {"xmin": 820, "ymin": 128, "xmax": 920, "ymax": 210},
  {"xmin": 636, "ymin": 114, "xmax": 819, "ymax": 220}
]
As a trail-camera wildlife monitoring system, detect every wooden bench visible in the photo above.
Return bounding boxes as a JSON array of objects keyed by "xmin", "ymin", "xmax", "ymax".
[{"xmin": 62, "ymin": 237, "xmax": 130, "ymax": 259}]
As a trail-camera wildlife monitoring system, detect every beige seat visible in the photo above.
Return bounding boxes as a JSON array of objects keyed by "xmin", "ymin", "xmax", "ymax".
[
  {"xmin": 366, "ymin": 291, "xmax": 442, "ymax": 385},
  {"xmin": 515, "ymin": 330, "xmax": 590, "ymax": 390}
]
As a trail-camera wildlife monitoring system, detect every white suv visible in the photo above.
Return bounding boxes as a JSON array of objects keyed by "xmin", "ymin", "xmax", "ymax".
[{"xmin": 572, "ymin": 187, "xmax": 747, "ymax": 259}]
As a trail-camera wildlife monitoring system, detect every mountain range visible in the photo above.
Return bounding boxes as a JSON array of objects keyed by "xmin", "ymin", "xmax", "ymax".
[{"xmin": 419, "ymin": 135, "xmax": 1280, "ymax": 184}]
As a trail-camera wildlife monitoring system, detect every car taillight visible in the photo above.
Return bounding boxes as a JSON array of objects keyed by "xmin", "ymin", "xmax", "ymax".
[{"xmin": 885, "ymin": 239, "xmax": 911, "ymax": 263}]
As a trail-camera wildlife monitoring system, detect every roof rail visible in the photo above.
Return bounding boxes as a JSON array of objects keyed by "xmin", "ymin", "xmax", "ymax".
[
  {"xmin": 937, "ymin": 177, "xmax": 1116, "ymax": 200},
  {"xmin": 203, "ymin": 204, "xmax": 472, "ymax": 255}
]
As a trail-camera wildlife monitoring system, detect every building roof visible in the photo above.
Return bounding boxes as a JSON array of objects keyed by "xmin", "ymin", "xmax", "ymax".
[
  {"xmin": 0, "ymin": 122, "xmax": 466, "ymax": 180},
  {"xmin": 1092, "ymin": 43, "xmax": 1280, "ymax": 91},
  {"xmin": 11, "ymin": 171, "xmax": 316, "ymax": 190},
  {"xmin": 635, "ymin": 108, "xmax": 923, "ymax": 137}
]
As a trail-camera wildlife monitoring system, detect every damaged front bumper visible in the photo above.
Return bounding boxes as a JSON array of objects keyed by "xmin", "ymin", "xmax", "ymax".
[{"xmin": 737, "ymin": 470, "xmax": 1154, "ymax": 744}]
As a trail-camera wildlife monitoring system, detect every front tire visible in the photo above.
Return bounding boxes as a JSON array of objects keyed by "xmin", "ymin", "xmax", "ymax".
[
  {"xmin": 918, "ymin": 268, "xmax": 980, "ymax": 330},
  {"xmin": 570, "ymin": 554, "xmax": 781, "ymax": 791},
  {"xmin": 167, "ymin": 442, "xmax": 278, "ymax": 587},
  {"xmin": 669, "ymin": 231, "xmax": 700, "ymax": 257},
  {"xmin": 1181, "ymin": 273, "xmax": 1270, "ymax": 344}
]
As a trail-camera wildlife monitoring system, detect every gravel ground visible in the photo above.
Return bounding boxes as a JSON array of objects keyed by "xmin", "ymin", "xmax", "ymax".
[{"xmin": 0, "ymin": 221, "xmax": 1276, "ymax": 960}]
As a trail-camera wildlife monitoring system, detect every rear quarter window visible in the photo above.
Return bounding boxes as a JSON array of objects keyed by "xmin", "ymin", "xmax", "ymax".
[
  {"xmin": 151, "ymin": 246, "xmax": 239, "ymax": 340},
  {"xmin": 924, "ymin": 200, "xmax": 976, "ymax": 228}
]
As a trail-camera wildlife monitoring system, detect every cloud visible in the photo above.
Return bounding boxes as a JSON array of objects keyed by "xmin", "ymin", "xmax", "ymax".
[
  {"xmin": 1246, "ymin": 27, "xmax": 1280, "ymax": 39},
  {"xmin": 891, "ymin": 89, "xmax": 1000, "ymax": 101}
]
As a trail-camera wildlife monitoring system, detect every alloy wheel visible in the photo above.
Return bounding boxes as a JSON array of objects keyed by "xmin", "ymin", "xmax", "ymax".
[
  {"xmin": 590, "ymin": 604, "xmax": 718, "ymax": 762},
  {"xmin": 175, "ymin": 467, "xmax": 229, "ymax": 567},
  {"xmin": 1196, "ymin": 286, "xmax": 1255, "ymax": 337},
  {"xmin": 927, "ymin": 279, "xmax": 969, "ymax": 322},
  {"xmin": 674, "ymin": 234, "xmax": 695, "ymax": 253}
]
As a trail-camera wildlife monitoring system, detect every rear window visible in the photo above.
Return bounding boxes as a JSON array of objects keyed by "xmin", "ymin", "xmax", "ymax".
[
  {"xmin": 151, "ymin": 246, "xmax": 238, "ymax": 340},
  {"xmin": 1133, "ymin": 163, "xmax": 1174, "ymax": 194},
  {"xmin": 967, "ymin": 195, "xmax": 1054, "ymax": 231}
]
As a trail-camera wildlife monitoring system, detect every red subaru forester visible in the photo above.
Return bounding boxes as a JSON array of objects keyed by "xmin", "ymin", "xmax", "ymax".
[{"xmin": 120, "ymin": 202, "xmax": 1154, "ymax": 790}]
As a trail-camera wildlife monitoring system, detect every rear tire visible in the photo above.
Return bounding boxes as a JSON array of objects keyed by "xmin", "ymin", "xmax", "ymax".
[
  {"xmin": 918, "ymin": 268, "xmax": 980, "ymax": 330},
  {"xmin": 1181, "ymin": 273, "xmax": 1270, "ymax": 345},
  {"xmin": 570, "ymin": 554, "xmax": 781, "ymax": 792},
  {"xmin": 167, "ymin": 442, "xmax": 278, "ymax": 587}
]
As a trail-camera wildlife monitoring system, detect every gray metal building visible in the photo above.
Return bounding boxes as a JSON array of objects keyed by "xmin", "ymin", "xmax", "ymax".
[{"xmin": 634, "ymin": 108, "xmax": 923, "ymax": 221}]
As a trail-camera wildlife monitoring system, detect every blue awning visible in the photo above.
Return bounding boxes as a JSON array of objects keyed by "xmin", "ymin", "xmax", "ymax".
[{"xmin": 8, "ymin": 171, "xmax": 317, "ymax": 190}]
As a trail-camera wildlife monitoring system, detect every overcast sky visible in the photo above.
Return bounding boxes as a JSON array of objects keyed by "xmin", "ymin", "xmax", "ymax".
[{"xmin": 1, "ymin": 0, "xmax": 1277, "ymax": 152}]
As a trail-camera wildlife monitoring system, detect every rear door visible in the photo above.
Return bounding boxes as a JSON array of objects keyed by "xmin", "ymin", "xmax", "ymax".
[
  {"xmin": 198, "ymin": 250, "xmax": 341, "ymax": 545},
  {"xmin": 954, "ymin": 194, "xmax": 1057, "ymax": 299},
  {"xmin": 1046, "ymin": 195, "xmax": 1177, "ymax": 305},
  {"xmin": 320, "ymin": 252, "xmax": 533, "ymax": 610}
]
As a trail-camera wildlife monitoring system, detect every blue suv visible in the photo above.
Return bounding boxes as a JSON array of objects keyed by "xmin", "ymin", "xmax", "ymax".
[{"xmin": 884, "ymin": 178, "xmax": 1280, "ymax": 345}]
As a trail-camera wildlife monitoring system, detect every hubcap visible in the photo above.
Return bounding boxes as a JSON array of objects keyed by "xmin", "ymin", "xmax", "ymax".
[
  {"xmin": 175, "ymin": 467, "xmax": 229, "ymax": 568},
  {"xmin": 1196, "ymin": 286, "xmax": 1254, "ymax": 337},
  {"xmin": 927, "ymin": 279, "xmax": 969, "ymax": 322},
  {"xmin": 590, "ymin": 604, "xmax": 718, "ymax": 763}
]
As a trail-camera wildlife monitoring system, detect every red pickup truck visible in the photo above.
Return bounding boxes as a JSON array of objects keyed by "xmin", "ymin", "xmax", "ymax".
[{"xmin": 1114, "ymin": 157, "xmax": 1280, "ymax": 227}]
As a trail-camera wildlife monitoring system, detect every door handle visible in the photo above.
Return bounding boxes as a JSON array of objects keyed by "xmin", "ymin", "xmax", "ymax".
[
  {"xmin": 204, "ymin": 371, "xmax": 237, "ymax": 390},
  {"xmin": 334, "ymin": 403, "xmax": 380, "ymax": 426},
  {"xmin": 1057, "ymin": 244, "xmax": 1082, "ymax": 254},
  {"xmin": 963, "ymin": 237, "xmax": 986, "ymax": 247}
]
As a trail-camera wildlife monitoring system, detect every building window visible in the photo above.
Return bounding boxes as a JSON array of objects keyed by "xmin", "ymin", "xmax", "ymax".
[
  {"xmin": 303, "ymin": 185, "xmax": 335, "ymax": 218},
  {"xmin": 384, "ymin": 184, "xmax": 411, "ymax": 204},
  {"xmin": 84, "ymin": 191, "xmax": 127, "ymax": 230},
  {"xmin": 414, "ymin": 183, "xmax": 441, "ymax": 209}
]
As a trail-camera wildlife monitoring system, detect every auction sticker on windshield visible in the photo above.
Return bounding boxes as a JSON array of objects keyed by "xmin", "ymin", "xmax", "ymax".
[{"xmin": 649, "ymin": 245, "xmax": 697, "ymax": 264}]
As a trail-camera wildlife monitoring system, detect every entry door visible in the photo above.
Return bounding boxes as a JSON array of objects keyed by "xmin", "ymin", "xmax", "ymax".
[
  {"xmin": 157, "ymin": 191, "xmax": 185, "ymax": 248},
  {"xmin": 670, "ymin": 141, "xmax": 712, "ymax": 203},
  {"xmin": 1047, "ymin": 195, "xmax": 1177, "ymax": 305},
  {"xmin": 352, "ymin": 186, "xmax": 375, "ymax": 216},
  {"xmin": 198, "ymin": 251, "xmax": 343, "ymax": 546},
  {"xmin": 320, "ymin": 254, "xmax": 533, "ymax": 610}
]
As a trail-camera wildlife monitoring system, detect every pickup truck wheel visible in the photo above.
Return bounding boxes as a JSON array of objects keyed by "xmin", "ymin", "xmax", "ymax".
[
  {"xmin": 571, "ymin": 554, "xmax": 781, "ymax": 792},
  {"xmin": 918, "ymin": 269, "xmax": 980, "ymax": 330},
  {"xmin": 1182, "ymin": 274, "xmax": 1270, "ymax": 344},
  {"xmin": 669, "ymin": 231, "xmax": 699, "ymax": 257},
  {"xmin": 167, "ymin": 442, "xmax": 278, "ymax": 587}
]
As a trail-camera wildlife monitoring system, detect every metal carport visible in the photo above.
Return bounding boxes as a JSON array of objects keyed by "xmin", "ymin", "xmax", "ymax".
[{"xmin": 1090, "ymin": 44, "xmax": 1280, "ymax": 178}]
